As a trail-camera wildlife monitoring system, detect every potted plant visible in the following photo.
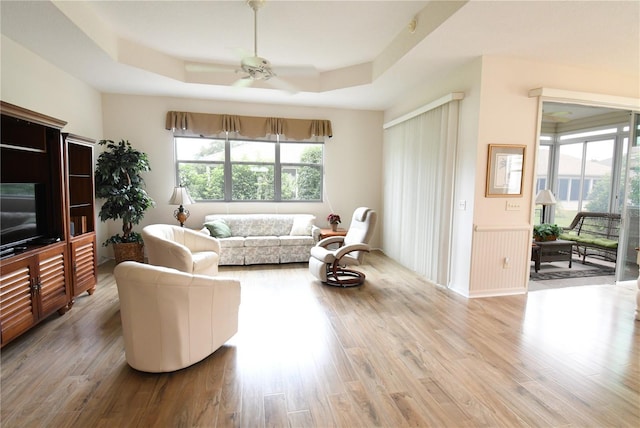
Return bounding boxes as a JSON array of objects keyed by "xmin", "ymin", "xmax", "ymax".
[
  {"xmin": 533, "ymin": 223, "xmax": 562, "ymax": 242},
  {"xmin": 327, "ymin": 213, "xmax": 341, "ymax": 231},
  {"xmin": 95, "ymin": 139, "xmax": 155, "ymax": 263}
]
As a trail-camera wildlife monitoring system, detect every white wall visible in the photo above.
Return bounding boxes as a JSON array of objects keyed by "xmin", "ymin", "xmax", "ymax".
[
  {"xmin": 0, "ymin": 36, "xmax": 103, "ymax": 138},
  {"xmin": 101, "ymin": 94, "xmax": 384, "ymax": 259}
]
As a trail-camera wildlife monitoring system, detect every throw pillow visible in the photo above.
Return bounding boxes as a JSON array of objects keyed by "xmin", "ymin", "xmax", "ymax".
[
  {"xmin": 290, "ymin": 215, "xmax": 314, "ymax": 236},
  {"xmin": 204, "ymin": 220, "xmax": 232, "ymax": 238}
]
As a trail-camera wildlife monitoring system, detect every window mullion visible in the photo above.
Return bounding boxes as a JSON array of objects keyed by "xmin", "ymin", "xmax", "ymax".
[
  {"xmin": 224, "ymin": 136, "xmax": 232, "ymax": 202},
  {"xmin": 275, "ymin": 139, "xmax": 281, "ymax": 201}
]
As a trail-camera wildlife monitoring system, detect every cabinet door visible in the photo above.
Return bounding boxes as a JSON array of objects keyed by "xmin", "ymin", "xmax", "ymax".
[
  {"xmin": 0, "ymin": 256, "xmax": 37, "ymax": 345},
  {"xmin": 70, "ymin": 233, "xmax": 97, "ymax": 296},
  {"xmin": 36, "ymin": 244, "xmax": 70, "ymax": 318}
]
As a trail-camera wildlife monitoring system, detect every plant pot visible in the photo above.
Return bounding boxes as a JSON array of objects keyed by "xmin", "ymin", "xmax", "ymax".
[
  {"xmin": 534, "ymin": 235, "xmax": 557, "ymax": 242},
  {"xmin": 113, "ymin": 242, "xmax": 144, "ymax": 264}
]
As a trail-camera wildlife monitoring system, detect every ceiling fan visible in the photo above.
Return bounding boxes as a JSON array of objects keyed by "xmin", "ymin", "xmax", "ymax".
[
  {"xmin": 186, "ymin": 0, "xmax": 313, "ymax": 92},
  {"xmin": 235, "ymin": 0, "xmax": 275, "ymax": 85},
  {"xmin": 542, "ymin": 110, "xmax": 573, "ymax": 123}
]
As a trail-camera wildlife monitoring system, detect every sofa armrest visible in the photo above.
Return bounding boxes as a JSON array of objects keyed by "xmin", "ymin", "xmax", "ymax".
[{"xmin": 311, "ymin": 225, "xmax": 321, "ymax": 242}]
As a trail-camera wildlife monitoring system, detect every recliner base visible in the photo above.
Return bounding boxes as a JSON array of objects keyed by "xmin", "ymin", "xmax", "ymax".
[{"xmin": 325, "ymin": 264, "xmax": 365, "ymax": 287}]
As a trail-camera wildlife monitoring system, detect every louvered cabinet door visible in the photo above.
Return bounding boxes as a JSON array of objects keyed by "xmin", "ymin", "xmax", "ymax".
[
  {"xmin": 36, "ymin": 243, "xmax": 70, "ymax": 318},
  {"xmin": 70, "ymin": 233, "xmax": 97, "ymax": 297},
  {"xmin": 1, "ymin": 255, "xmax": 38, "ymax": 345}
]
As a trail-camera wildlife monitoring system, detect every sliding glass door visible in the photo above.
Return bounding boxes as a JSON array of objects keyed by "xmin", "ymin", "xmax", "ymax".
[
  {"xmin": 616, "ymin": 113, "xmax": 640, "ymax": 282},
  {"xmin": 537, "ymin": 102, "xmax": 638, "ymax": 283}
]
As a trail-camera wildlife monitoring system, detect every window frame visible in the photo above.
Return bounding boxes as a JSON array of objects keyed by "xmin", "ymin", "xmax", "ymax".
[
  {"xmin": 175, "ymin": 135, "xmax": 324, "ymax": 203},
  {"xmin": 537, "ymin": 123, "xmax": 629, "ymax": 225}
]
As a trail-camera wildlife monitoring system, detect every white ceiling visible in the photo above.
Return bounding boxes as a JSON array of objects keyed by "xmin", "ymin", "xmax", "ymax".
[{"xmin": 1, "ymin": 0, "xmax": 638, "ymax": 111}]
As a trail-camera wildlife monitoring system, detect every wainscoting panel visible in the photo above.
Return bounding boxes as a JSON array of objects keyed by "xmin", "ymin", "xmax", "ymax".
[{"xmin": 469, "ymin": 225, "xmax": 531, "ymax": 297}]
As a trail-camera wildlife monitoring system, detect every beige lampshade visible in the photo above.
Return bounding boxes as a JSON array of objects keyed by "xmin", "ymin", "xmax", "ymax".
[
  {"xmin": 169, "ymin": 186, "xmax": 195, "ymax": 206},
  {"xmin": 535, "ymin": 189, "xmax": 556, "ymax": 205}
]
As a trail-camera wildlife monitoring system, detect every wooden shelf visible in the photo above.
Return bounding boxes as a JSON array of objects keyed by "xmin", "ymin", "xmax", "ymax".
[{"xmin": 64, "ymin": 133, "xmax": 97, "ymax": 300}]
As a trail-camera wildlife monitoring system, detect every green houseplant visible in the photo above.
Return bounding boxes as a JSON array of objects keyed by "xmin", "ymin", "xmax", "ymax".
[
  {"xmin": 533, "ymin": 223, "xmax": 562, "ymax": 242},
  {"xmin": 95, "ymin": 139, "xmax": 155, "ymax": 263}
]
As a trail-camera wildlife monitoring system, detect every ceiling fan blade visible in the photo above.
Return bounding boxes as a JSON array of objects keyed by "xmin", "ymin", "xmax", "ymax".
[
  {"xmin": 185, "ymin": 62, "xmax": 236, "ymax": 73},
  {"xmin": 542, "ymin": 114, "xmax": 571, "ymax": 123},
  {"xmin": 274, "ymin": 64, "xmax": 318, "ymax": 77},
  {"xmin": 265, "ymin": 77, "xmax": 298, "ymax": 94},
  {"xmin": 232, "ymin": 76, "xmax": 254, "ymax": 88}
]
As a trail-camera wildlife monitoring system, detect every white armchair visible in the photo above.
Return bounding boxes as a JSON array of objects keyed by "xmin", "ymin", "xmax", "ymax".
[
  {"xmin": 142, "ymin": 224, "xmax": 221, "ymax": 276},
  {"xmin": 309, "ymin": 207, "xmax": 377, "ymax": 287},
  {"xmin": 114, "ymin": 261, "xmax": 241, "ymax": 373}
]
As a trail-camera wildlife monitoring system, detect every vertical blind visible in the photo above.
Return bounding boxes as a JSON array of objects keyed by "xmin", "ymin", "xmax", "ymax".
[{"xmin": 382, "ymin": 100, "xmax": 459, "ymax": 286}]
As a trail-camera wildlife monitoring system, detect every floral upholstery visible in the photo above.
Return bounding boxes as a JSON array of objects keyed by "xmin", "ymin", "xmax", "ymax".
[{"xmin": 202, "ymin": 214, "xmax": 317, "ymax": 265}]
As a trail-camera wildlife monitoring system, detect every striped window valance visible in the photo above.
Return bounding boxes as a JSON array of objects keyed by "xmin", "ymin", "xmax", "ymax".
[{"xmin": 165, "ymin": 111, "xmax": 332, "ymax": 140}]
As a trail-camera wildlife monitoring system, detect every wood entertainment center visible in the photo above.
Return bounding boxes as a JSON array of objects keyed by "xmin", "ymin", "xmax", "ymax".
[{"xmin": 0, "ymin": 101, "xmax": 98, "ymax": 347}]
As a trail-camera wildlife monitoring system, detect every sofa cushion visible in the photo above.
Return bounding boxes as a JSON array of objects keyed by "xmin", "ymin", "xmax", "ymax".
[
  {"xmin": 245, "ymin": 236, "xmax": 280, "ymax": 247},
  {"xmin": 559, "ymin": 232, "xmax": 577, "ymax": 240},
  {"xmin": 218, "ymin": 246, "xmax": 245, "ymax": 265},
  {"xmin": 592, "ymin": 238, "xmax": 618, "ymax": 249},
  {"xmin": 204, "ymin": 220, "xmax": 232, "ymax": 238},
  {"xmin": 289, "ymin": 214, "xmax": 314, "ymax": 236},
  {"xmin": 245, "ymin": 246, "xmax": 280, "ymax": 265},
  {"xmin": 280, "ymin": 245, "xmax": 311, "ymax": 263},
  {"xmin": 280, "ymin": 235, "xmax": 314, "ymax": 246},
  {"xmin": 218, "ymin": 237, "xmax": 245, "ymax": 248},
  {"xmin": 560, "ymin": 232, "xmax": 597, "ymax": 245}
]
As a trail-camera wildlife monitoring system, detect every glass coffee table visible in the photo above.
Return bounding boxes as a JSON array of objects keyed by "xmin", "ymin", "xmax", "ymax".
[{"xmin": 531, "ymin": 239, "xmax": 575, "ymax": 273}]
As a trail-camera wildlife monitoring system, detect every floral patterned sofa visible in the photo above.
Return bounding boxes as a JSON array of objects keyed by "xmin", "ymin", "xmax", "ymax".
[{"xmin": 201, "ymin": 214, "xmax": 318, "ymax": 265}]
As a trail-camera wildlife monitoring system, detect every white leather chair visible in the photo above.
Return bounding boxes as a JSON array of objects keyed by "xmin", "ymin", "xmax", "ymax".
[
  {"xmin": 309, "ymin": 207, "xmax": 377, "ymax": 287},
  {"xmin": 114, "ymin": 261, "xmax": 241, "ymax": 373},
  {"xmin": 142, "ymin": 224, "xmax": 221, "ymax": 276}
]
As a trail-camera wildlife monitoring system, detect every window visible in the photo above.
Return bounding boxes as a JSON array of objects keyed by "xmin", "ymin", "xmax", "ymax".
[
  {"xmin": 175, "ymin": 136, "xmax": 323, "ymax": 202},
  {"xmin": 536, "ymin": 178, "xmax": 546, "ymax": 193},
  {"xmin": 546, "ymin": 126, "xmax": 621, "ymax": 226}
]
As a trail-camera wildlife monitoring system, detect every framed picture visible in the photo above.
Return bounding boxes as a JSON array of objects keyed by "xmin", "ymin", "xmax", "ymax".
[{"xmin": 486, "ymin": 144, "xmax": 526, "ymax": 197}]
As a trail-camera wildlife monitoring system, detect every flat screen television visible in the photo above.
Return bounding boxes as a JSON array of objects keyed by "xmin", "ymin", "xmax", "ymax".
[{"xmin": 0, "ymin": 183, "xmax": 45, "ymax": 252}]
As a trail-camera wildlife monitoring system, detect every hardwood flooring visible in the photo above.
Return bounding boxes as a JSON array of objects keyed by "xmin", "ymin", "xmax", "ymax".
[{"xmin": 1, "ymin": 251, "xmax": 638, "ymax": 427}]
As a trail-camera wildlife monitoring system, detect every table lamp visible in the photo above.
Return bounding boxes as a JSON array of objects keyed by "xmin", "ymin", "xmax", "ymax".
[
  {"xmin": 535, "ymin": 189, "xmax": 556, "ymax": 224},
  {"xmin": 169, "ymin": 186, "xmax": 195, "ymax": 227}
]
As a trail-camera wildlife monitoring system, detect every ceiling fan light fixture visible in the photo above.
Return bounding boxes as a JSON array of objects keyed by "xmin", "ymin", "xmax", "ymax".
[
  {"xmin": 238, "ymin": 57, "xmax": 276, "ymax": 80},
  {"xmin": 247, "ymin": 0, "xmax": 265, "ymax": 12},
  {"xmin": 408, "ymin": 17, "xmax": 417, "ymax": 34}
]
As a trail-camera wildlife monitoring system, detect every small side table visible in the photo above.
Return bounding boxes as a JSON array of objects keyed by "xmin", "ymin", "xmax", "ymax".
[
  {"xmin": 319, "ymin": 228, "xmax": 347, "ymax": 240},
  {"xmin": 531, "ymin": 239, "xmax": 575, "ymax": 273}
]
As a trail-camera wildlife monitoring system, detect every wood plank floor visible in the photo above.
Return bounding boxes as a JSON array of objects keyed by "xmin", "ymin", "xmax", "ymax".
[{"xmin": 1, "ymin": 251, "xmax": 638, "ymax": 427}]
